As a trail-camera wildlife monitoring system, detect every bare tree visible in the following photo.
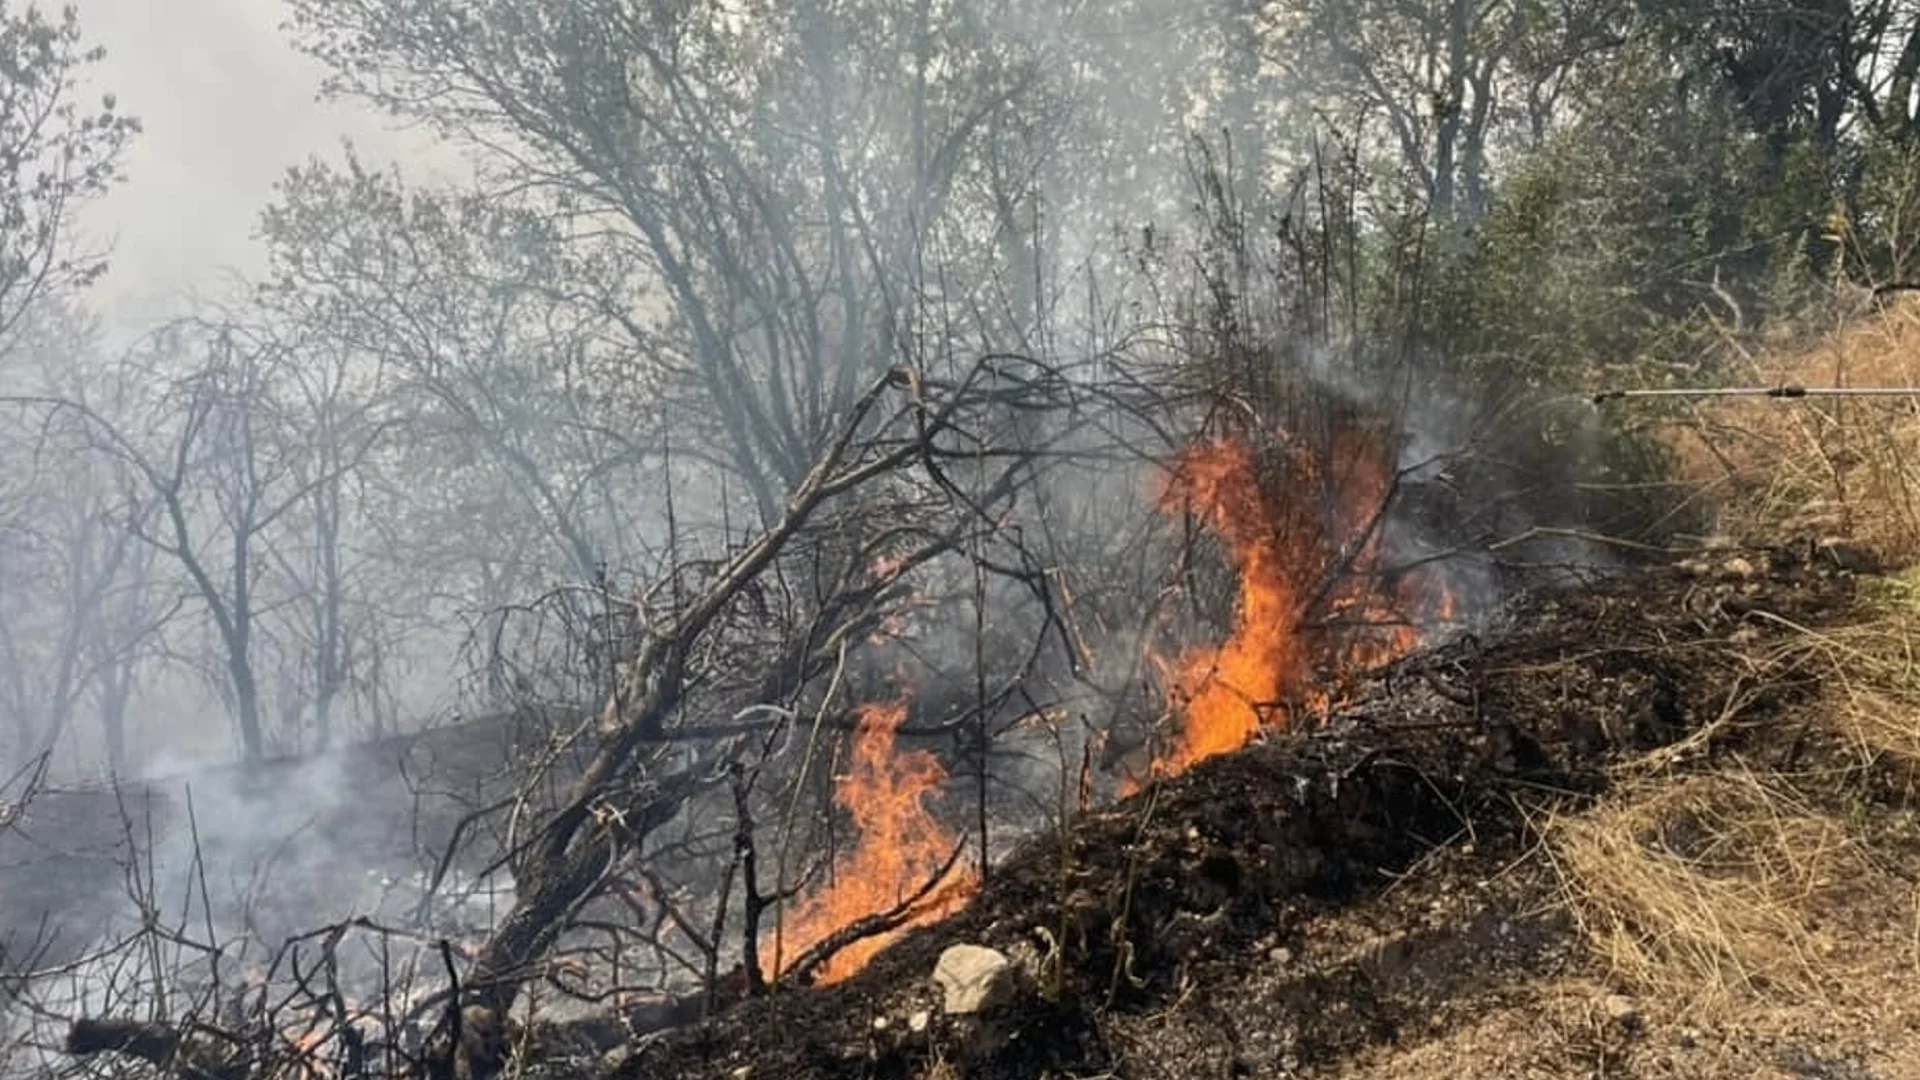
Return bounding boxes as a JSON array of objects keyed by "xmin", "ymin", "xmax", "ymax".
[
  {"xmin": 282, "ymin": 0, "xmax": 1094, "ymax": 525},
  {"xmin": 4, "ymin": 318, "xmax": 391, "ymax": 763},
  {"xmin": 260, "ymin": 157, "xmax": 671, "ymax": 591},
  {"xmin": 0, "ymin": 305, "xmax": 173, "ymax": 776},
  {"xmin": 256, "ymin": 332, "xmax": 397, "ymax": 752}
]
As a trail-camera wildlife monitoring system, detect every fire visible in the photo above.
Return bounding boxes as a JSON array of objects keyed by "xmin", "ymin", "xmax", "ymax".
[
  {"xmin": 1145, "ymin": 429, "xmax": 1452, "ymax": 779},
  {"xmin": 1153, "ymin": 438, "xmax": 1299, "ymax": 771},
  {"xmin": 765, "ymin": 699, "xmax": 977, "ymax": 985}
]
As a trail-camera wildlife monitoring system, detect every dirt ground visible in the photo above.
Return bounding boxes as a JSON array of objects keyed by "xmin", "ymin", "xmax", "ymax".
[{"xmin": 513, "ymin": 539, "xmax": 1920, "ymax": 1080}]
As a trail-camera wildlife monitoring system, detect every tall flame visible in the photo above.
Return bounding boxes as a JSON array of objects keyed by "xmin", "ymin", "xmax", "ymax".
[
  {"xmin": 1147, "ymin": 430, "xmax": 1448, "ymax": 779},
  {"xmin": 765, "ymin": 699, "xmax": 977, "ymax": 986},
  {"xmin": 759, "ymin": 426, "xmax": 1450, "ymax": 981},
  {"xmin": 1154, "ymin": 438, "xmax": 1301, "ymax": 772}
]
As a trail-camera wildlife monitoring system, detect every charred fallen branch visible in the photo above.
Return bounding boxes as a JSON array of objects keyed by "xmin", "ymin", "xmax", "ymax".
[
  {"xmin": 775, "ymin": 837, "xmax": 970, "ymax": 990},
  {"xmin": 343, "ymin": 349, "xmax": 1090, "ymax": 1037},
  {"xmin": 65, "ymin": 1019, "xmax": 250, "ymax": 1080}
]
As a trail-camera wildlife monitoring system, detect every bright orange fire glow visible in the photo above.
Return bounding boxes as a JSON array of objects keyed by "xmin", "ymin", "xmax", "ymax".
[
  {"xmin": 1145, "ymin": 429, "xmax": 1453, "ymax": 780},
  {"xmin": 1153, "ymin": 437, "xmax": 1300, "ymax": 772},
  {"xmin": 765, "ymin": 699, "xmax": 978, "ymax": 986}
]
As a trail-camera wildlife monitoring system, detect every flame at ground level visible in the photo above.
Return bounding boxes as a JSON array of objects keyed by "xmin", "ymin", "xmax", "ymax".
[
  {"xmin": 760, "ymin": 428, "xmax": 1451, "ymax": 977},
  {"xmin": 1146, "ymin": 432, "xmax": 1454, "ymax": 780},
  {"xmin": 764, "ymin": 699, "xmax": 978, "ymax": 986}
]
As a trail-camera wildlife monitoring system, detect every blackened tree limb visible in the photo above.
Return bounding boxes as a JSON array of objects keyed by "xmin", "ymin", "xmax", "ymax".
[
  {"xmin": 65, "ymin": 1019, "xmax": 250, "ymax": 1080},
  {"xmin": 463, "ymin": 356, "xmax": 1025, "ymax": 1016},
  {"xmin": 777, "ymin": 836, "xmax": 969, "ymax": 989}
]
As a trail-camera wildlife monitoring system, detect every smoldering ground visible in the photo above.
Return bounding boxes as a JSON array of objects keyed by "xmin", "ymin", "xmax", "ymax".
[{"xmin": 0, "ymin": 716, "xmax": 534, "ymax": 1066}]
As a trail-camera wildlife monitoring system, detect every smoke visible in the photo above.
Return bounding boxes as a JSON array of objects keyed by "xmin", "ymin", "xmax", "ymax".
[
  {"xmin": 70, "ymin": 0, "xmax": 459, "ymax": 341},
  {"xmin": 0, "ymin": 0, "xmax": 1679, "ymax": 1055},
  {"xmin": 1, "ymin": 718, "xmax": 530, "ymax": 1071}
]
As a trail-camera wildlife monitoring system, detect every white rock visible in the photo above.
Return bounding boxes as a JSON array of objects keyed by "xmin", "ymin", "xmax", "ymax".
[{"xmin": 932, "ymin": 944, "xmax": 1015, "ymax": 1015}]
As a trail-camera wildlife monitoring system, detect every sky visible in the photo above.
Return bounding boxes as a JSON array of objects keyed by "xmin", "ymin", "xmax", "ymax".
[{"xmin": 69, "ymin": 0, "xmax": 452, "ymax": 337}]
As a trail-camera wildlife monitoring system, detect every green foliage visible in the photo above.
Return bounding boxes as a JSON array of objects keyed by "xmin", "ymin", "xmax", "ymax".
[
  {"xmin": 0, "ymin": 2, "xmax": 138, "ymax": 353},
  {"xmin": 1837, "ymin": 133, "xmax": 1920, "ymax": 286}
]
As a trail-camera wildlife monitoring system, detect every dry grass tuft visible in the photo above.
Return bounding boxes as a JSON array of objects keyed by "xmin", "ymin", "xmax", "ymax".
[
  {"xmin": 1752, "ymin": 591, "xmax": 1920, "ymax": 768},
  {"xmin": 1802, "ymin": 614, "xmax": 1920, "ymax": 772},
  {"xmin": 1664, "ymin": 293, "xmax": 1920, "ymax": 564},
  {"xmin": 1547, "ymin": 597, "xmax": 1920, "ymax": 1023},
  {"xmin": 1544, "ymin": 768, "xmax": 1869, "ymax": 1013}
]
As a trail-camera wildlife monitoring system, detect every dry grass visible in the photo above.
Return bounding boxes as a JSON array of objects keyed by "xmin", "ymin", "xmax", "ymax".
[
  {"xmin": 1368, "ymin": 298, "xmax": 1920, "ymax": 1070},
  {"xmin": 1664, "ymin": 293, "xmax": 1920, "ymax": 564},
  {"xmin": 1544, "ymin": 598, "xmax": 1920, "ymax": 1025},
  {"xmin": 1536, "ymin": 300, "xmax": 1920, "ymax": 1064},
  {"xmin": 1786, "ymin": 592, "xmax": 1920, "ymax": 765},
  {"xmin": 1544, "ymin": 768, "xmax": 1870, "ymax": 1012}
]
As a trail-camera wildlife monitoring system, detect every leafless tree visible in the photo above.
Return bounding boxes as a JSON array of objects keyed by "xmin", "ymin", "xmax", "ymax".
[
  {"xmin": 0, "ymin": 306, "xmax": 174, "ymax": 776},
  {"xmin": 2, "ymin": 318, "xmax": 392, "ymax": 763}
]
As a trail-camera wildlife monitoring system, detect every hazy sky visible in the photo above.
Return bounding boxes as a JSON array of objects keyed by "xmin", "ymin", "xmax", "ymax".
[{"xmin": 70, "ymin": 0, "xmax": 450, "ymax": 335}]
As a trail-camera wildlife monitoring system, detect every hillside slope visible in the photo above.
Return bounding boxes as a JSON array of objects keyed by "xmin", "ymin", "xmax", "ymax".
[
  {"xmin": 557, "ymin": 543, "xmax": 1920, "ymax": 1080},
  {"xmin": 567, "ymin": 300, "xmax": 1920, "ymax": 1079}
]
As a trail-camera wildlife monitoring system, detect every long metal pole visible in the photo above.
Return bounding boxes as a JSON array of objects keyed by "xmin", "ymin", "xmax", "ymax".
[{"xmin": 1591, "ymin": 385, "xmax": 1920, "ymax": 404}]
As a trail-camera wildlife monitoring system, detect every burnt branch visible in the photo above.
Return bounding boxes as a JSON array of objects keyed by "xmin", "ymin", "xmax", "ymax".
[
  {"xmin": 460, "ymin": 353, "xmax": 1070, "ymax": 1016},
  {"xmin": 65, "ymin": 1018, "xmax": 250, "ymax": 1080},
  {"xmin": 777, "ymin": 836, "xmax": 970, "ymax": 990}
]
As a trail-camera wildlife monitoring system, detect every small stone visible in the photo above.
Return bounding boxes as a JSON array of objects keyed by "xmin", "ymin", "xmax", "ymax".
[
  {"xmin": 909, "ymin": 1010, "xmax": 931, "ymax": 1033},
  {"xmin": 872, "ymin": 1015, "xmax": 890, "ymax": 1031},
  {"xmin": 1720, "ymin": 556, "xmax": 1757, "ymax": 580},
  {"xmin": 1818, "ymin": 537, "xmax": 1878, "ymax": 573},
  {"xmin": 933, "ymin": 944, "xmax": 1015, "ymax": 1015},
  {"xmin": 729, "ymin": 1068, "xmax": 753, "ymax": 1080},
  {"xmin": 1602, "ymin": 994, "xmax": 1639, "ymax": 1026},
  {"xmin": 1268, "ymin": 946, "xmax": 1293, "ymax": 966}
]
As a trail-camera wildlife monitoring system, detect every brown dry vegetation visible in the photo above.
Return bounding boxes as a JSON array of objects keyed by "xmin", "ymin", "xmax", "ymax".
[
  {"xmin": 1370, "ymin": 601, "xmax": 1920, "ymax": 1080},
  {"xmin": 1460, "ymin": 299, "xmax": 1920, "ymax": 1080},
  {"xmin": 1296, "ymin": 300, "xmax": 1920, "ymax": 1079},
  {"xmin": 1664, "ymin": 291, "xmax": 1920, "ymax": 564}
]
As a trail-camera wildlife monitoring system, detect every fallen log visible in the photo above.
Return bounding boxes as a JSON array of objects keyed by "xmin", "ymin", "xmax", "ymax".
[{"xmin": 66, "ymin": 1018, "xmax": 251, "ymax": 1080}]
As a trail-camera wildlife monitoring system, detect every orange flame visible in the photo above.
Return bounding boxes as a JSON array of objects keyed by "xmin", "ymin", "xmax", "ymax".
[
  {"xmin": 1154, "ymin": 437, "xmax": 1300, "ymax": 772},
  {"xmin": 1144, "ymin": 430, "xmax": 1452, "ymax": 780},
  {"xmin": 766, "ymin": 699, "xmax": 978, "ymax": 985}
]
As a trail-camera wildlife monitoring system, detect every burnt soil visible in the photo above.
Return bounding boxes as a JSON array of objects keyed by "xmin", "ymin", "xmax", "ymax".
[{"xmin": 562, "ymin": 546, "xmax": 1894, "ymax": 1080}]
